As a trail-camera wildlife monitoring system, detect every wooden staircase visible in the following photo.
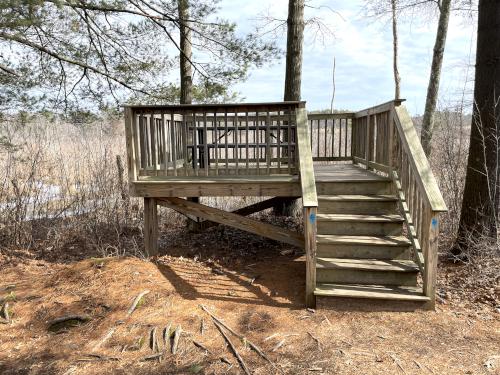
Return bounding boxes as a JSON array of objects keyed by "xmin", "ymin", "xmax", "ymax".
[{"xmin": 313, "ymin": 174, "xmax": 430, "ymax": 304}]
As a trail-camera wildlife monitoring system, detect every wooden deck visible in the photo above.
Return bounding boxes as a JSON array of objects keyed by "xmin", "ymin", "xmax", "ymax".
[{"xmin": 124, "ymin": 100, "xmax": 447, "ymax": 310}]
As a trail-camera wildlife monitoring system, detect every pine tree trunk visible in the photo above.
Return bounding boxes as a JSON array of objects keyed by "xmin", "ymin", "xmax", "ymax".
[
  {"xmin": 275, "ymin": 0, "xmax": 305, "ymax": 216},
  {"xmin": 179, "ymin": 0, "xmax": 199, "ymax": 230},
  {"xmin": 179, "ymin": 0, "xmax": 192, "ymax": 105},
  {"xmin": 283, "ymin": 0, "xmax": 304, "ymax": 102},
  {"xmin": 454, "ymin": 0, "xmax": 500, "ymax": 255},
  {"xmin": 391, "ymin": 0, "xmax": 401, "ymax": 100},
  {"xmin": 420, "ymin": 0, "xmax": 452, "ymax": 156}
]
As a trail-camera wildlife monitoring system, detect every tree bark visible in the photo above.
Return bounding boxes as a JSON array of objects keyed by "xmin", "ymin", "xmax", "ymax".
[
  {"xmin": 283, "ymin": 0, "xmax": 305, "ymax": 102},
  {"xmin": 391, "ymin": 0, "xmax": 401, "ymax": 100},
  {"xmin": 420, "ymin": 0, "xmax": 452, "ymax": 156},
  {"xmin": 178, "ymin": 0, "xmax": 192, "ymax": 105},
  {"xmin": 454, "ymin": 0, "xmax": 500, "ymax": 255},
  {"xmin": 275, "ymin": 0, "xmax": 304, "ymax": 217}
]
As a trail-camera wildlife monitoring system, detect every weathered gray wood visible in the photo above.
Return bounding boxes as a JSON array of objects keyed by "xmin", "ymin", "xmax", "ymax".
[
  {"xmin": 158, "ymin": 197, "xmax": 304, "ymax": 248},
  {"xmin": 296, "ymin": 108, "xmax": 318, "ymax": 207},
  {"xmin": 423, "ymin": 209, "xmax": 439, "ymax": 309},
  {"xmin": 304, "ymin": 206, "xmax": 317, "ymax": 308},
  {"xmin": 393, "ymin": 105, "xmax": 447, "ymax": 211},
  {"xmin": 314, "ymin": 283, "xmax": 428, "ymax": 301}
]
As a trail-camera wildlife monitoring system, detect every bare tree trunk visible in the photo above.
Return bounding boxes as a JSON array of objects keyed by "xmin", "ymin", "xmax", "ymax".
[
  {"xmin": 454, "ymin": 0, "xmax": 500, "ymax": 255},
  {"xmin": 179, "ymin": 0, "xmax": 199, "ymax": 230},
  {"xmin": 420, "ymin": 0, "xmax": 452, "ymax": 156},
  {"xmin": 275, "ymin": 0, "xmax": 305, "ymax": 217},
  {"xmin": 391, "ymin": 0, "xmax": 401, "ymax": 100},
  {"xmin": 179, "ymin": 0, "xmax": 192, "ymax": 105},
  {"xmin": 283, "ymin": 0, "xmax": 304, "ymax": 102}
]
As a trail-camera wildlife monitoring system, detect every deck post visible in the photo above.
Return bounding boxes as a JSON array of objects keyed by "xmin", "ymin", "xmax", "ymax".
[
  {"xmin": 304, "ymin": 206, "xmax": 317, "ymax": 308},
  {"xmin": 144, "ymin": 197, "xmax": 158, "ymax": 257},
  {"xmin": 423, "ymin": 210, "xmax": 439, "ymax": 309}
]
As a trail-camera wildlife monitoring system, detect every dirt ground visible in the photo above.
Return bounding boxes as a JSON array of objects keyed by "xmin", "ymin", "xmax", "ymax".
[{"xmin": 0, "ymin": 223, "xmax": 499, "ymax": 375}]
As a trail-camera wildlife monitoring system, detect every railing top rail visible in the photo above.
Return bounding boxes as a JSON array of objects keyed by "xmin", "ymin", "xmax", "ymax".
[
  {"xmin": 308, "ymin": 112, "xmax": 355, "ymax": 120},
  {"xmin": 354, "ymin": 99, "xmax": 405, "ymax": 118},
  {"xmin": 123, "ymin": 101, "xmax": 306, "ymax": 112},
  {"xmin": 394, "ymin": 105, "xmax": 447, "ymax": 212}
]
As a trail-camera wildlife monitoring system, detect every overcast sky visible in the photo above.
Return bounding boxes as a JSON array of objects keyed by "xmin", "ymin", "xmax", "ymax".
[{"xmin": 216, "ymin": 0, "xmax": 476, "ymax": 115}]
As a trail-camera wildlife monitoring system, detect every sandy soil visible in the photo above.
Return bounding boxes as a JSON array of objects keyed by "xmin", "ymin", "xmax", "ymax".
[{"xmin": 0, "ymin": 224, "xmax": 499, "ymax": 375}]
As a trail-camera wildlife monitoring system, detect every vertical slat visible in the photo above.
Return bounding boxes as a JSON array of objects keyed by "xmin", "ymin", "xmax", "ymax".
[
  {"xmin": 277, "ymin": 110, "xmax": 281, "ymax": 172},
  {"xmin": 182, "ymin": 112, "xmax": 189, "ymax": 176},
  {"xmin": 256, "ymin": 111, "xmax": 260, "ymax": 172},
  {"xmin": 323, "ymin": 118, "xmax": 327, "ymax": 158},
  {"xmin": 203, "ymin": 111, "xmax": 209, "ymax": 176},
  {"xmin": 332, "ymin": 118, "xmax": 336, "ymax": 157},
  {"xmin": 266, "ymin": 110, "xmax": 271, "ymax": 174},
  {"xmin": 193, "ymin": 112, "xmax": 198, "ymax": 175},
  {"xmin": 170, "ymin": 112, "xmax": 177, "ymax": 176},
  {"xmin": 161, "ymin": 112, "xmax": 167, "ymax": 172},
  {"xmin": 225, "ymin": 110, "xmax": 229, "ymax": 173},
  {"xmin": 316, "ymin": 119, "xmax": 320, "ymax": 158},
  {"xmin": 245, "ymin": 111, "xmax": 249, "ymax": 173},
  {"xmin": 339, "ymin": 116, "xmax": 342, "ymax": 158},
  {"xmin": 344, "ymin": 118, "xmax": 348, "ymax": 157},
  {"xmin": 235, "ymin": 112, "xmax": 239, "ymax": 173},
  {"xmin": 214, "ymin": 112, "xmax": 219, "ymax": 175},
  {"xmin": 151, "ymin": 113, "xmax": 157, "ymax": 174},
  {"xmin": 287, "ymin": 109, "xmax": 292, "ymax": 174}
]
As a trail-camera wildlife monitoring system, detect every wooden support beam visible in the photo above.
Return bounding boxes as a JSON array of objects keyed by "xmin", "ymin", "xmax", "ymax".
[
  {"xmin": 144, "ymin": 198, "xmax": 158, "ymax": 257},
  {"xmin": 193, "ymin": 197, "xmax": 299, "ymax": 230},
  {"xmin": 157, "ymin": 197, "xmax": 304, "ymax": 248}
]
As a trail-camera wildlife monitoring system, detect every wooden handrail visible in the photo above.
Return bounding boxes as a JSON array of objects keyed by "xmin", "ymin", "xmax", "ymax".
[
  {"xmin": 393, "ymin": 105, "xmax": 447, "ymax": 212},
  {"xmin": 296, "ymin": 108, "xmax": 318, "ymax": 207}
]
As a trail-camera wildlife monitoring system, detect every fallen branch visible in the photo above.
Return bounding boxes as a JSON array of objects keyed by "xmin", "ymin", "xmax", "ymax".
[
  {"xmin": 127, "ymin": 290, "xmax": 150, "ymax": 317},
  {"xmin": 141, "ymin": 353, "xmax": 164, "ymax": 361},
  {"xmin": 307, "ymin": 332, "xmax": 322, "ymax": 352},
  {"xmin": 199, "ymin": 304, "xmax": 275, "ymax": 367},
  {"xmin": 193, "ymin": 340, "xmax": 211, "ymax": 354},
  {"xmin": 76, "ymin": 353, "xmax": 119, "ymax": 362},
  {"xmin": 212, "ymin": 320, "xmax": 251, "ymax": 375},
  {"xmin": 92, "ymin": 327, "xmax": 116, "ymax": 351}
]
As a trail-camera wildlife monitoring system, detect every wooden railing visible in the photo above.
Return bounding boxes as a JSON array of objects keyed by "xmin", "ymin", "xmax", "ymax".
[
  {"xmin": 124, "ymin": 102, "xmax": 305, "ymax": 180},
  {"xmin": 308, "ymin": 113, "xmax": 354, "ymax": 161},
  {"xmin": 353, "ymin": 100, "xmax": 447, "ymax": 307}
]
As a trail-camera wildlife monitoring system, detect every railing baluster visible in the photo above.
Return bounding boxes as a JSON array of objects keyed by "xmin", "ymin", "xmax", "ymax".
[{"xmin": 170, "ymin": 111, "xmax": 177, "ymax": 176}]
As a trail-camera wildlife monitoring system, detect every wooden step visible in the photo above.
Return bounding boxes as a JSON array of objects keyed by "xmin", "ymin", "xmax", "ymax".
[
  {"xmin": 316, "ymin": 258, "xmax": 419, "ymax": 286},
  {"xmin": 316, "ymin": 180, "xmax": 392, "ymax": 195},
  {"xmin": 314, "ymin": 283, "xmax": 430, "ymax": 302},
  {"xmin": 318, "ymin": 194, "xmax": 398, "ymax": 214},
  {"xmin": 316, "ymin": 235, "xmax": 411, "ymax": 259},
  {"xmin": 317, "ymin": 214, "xmax": 404, "ymax": 236}
]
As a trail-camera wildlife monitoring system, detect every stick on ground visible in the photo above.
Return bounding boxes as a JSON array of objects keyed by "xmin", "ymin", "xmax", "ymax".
[
  {"xmin": 127, "ymin": 290, "xmax": 150, "ymax": 317},
  {"xmin": 212, "ymin": 320, "xmax": 251, "ymax": 375},
  {"xmin": 200, "ymin": 304, "xmax": 276, "ymax": 367}
]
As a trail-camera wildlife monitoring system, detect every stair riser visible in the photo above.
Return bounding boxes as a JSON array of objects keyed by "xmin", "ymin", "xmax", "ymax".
[
  {"xmin": 316, "ymin": 182, "xmax": 392, "ymax": 195},
  {"xmin": 316, "ymin": 269, "xmax": 418, "ymax": 286},
  {"xmin": 318, "ymin": 201, "xmax": 398, "ymax": 215},
  {"xmin": 317, "ymin": 221, "xmax": 403, "ymax": 236},
  {"xmin": 317, "ymin": 244, "xmax": 411, "ymax": 260}
]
